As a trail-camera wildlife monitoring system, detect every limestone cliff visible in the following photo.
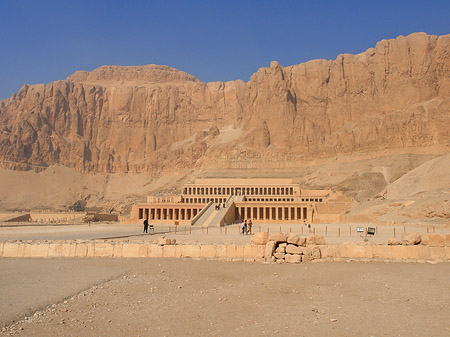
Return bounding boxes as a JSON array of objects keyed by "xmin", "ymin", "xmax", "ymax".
[{"xmin": 0, "ymin": 32, "xmax": 449, "ymax": 174}]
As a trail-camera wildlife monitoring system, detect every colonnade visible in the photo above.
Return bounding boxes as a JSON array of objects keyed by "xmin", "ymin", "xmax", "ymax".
[
  {"xmin": 184, "ymin": 186, "xmax": 295, "ymax": 197},
  {"xmin": 235, "ymin": 205, "xmax": 308, "ymax": 221},
  {"xmin": 138, "ymin": 207, "xmax": 203, "ymax": 221},
  {"xmin": 184, "ymin": 197, "xmax": 227, "ymax": 204}
]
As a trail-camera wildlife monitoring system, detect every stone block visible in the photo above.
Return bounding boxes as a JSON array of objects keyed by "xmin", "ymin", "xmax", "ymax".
[
  {"xmin": 94, "ymin": 243, "xmax": 114, "ymax": 257},
  {"xmin": 402, "ymin": 232, "xmax": 421, "ymax": 245},
  {"xmin": 250, "ymin": 245, "xmax": 264, "ymax": 259},
  {"xmin": 445, "ymin": 247, "xmax": 450, "ymax": 260},
  {"xmin": 286, "ymin": 244, "xmax": 303, "ymax": 255},
  {"xmin": 174, "ymin": 245, "xmax": 183, "ymax": 258},
  {"xmin": 319, "ymin": 245, "xmax": 336, "ymax": 258},
  {"xmin": 75, "ymin": 244, "xmax": 88, "ymax": 257},
  {"xmin": 235, "ymin": 245, "xmax": 244, "ymax": 258},
  {"xmin": 274, "ymin": 252, "xmax": 285, "ymax": 260},
  {"xmin": 0, "ymin": 241, "xmax": 3, "ymax": 256},
  {"xmin": 406, "ymin": 246, "xmax": 430, "ymax": 260},
  {"xmin": 23, "ymin": 243, "xmax": 32, "ymax": 257},
  {"xmin": 216, "ymin": 245, "xmax": 227, "ymax": 258},
  {"xmin": 122, "ymin": 243, "xmax": 141, "ymax": 257},
  {"xmin": 298, "ymin": 237, "xmax": 307, "ymax": 247},
  {"xmin": 200, "ymin": 245, "xmax": 217, "ymax": 258},
  {"xmin": 445, "ymin": 234, "xmax": 450, "ymax": 247},
  {"xmin": 251, "ymin": 232, "xmax": 268, "ymax": 245},
  {"xmin": 148, "ymin": 244, "xmax": 163, "ymax": 258},
  {"xmin": 372, "ymin": 245, "xmax": 394, "ymax": 259},
  {"xmin": 17, "ymin": 243, "xmax": 28, "ymax": 257},
  {"xmin": 139, "ymin": 244, "xmax": 148, "ymax": 257},
  {"xmin": 390, "ymin": 246, "xmax": 409, "ymax": 260},
  {"xmin": 307, "ymin": 235, "xmax": 325, "ymax": 245},
  {"xmin": 427, "ymin": 234, "xmax": 445, "ymax": 247},
  {"xmin": 86, "ymin": 243, "xmax": 96, "ymax": 257},
  {"xmin": 226, "ymin": 245, "xmax": 237, "ymax": 258},
  {"xmin": 275, "ymin": 246, "xmax": 286, "ymax": 254},
  {"xmin": 3, "ymin": 242, "xmax": 19, "ymax": 257},
  {"xmin": 335, "ymin": 244, "xmax": 347, "ymax": 258},
  {"xmin": 345, "ymin": 244, "xmax": 368, "ymax": 259},
  {"xmin": 387, "ymin": 238, "xmax": 402, "ymax": 245},
  {"xmin": 243, "ymin": 245, "xmax": 253, "ymax": 258},
  {"xmin": 69, "ymin": 243, "xmax": 77, "ymax": 257},
  {"xmin": 264, "ymin": 241, "xmax": 277, "ymax": 258},
  {"xmin": 311, "ymin": 246, "xmax": 321, "ymax": 259},
  {"xmin": 30, "ymin": 244, "xmax": 49, "ymax": 257},
  {"xmin": 285, "ymin": 253, "xmax": 301, "ymax": 263},
  {"xmin": 286, "ymin": 234, "xmax": 300, "ymax": 245},
  {"xmin": 182, "ymin": 245, "xmax": 201, "ymax": 258},
  {"xmin": 429, "ymin": 247, "xmax": 446, "ymax": 260},
  {"xmin": 113, "ymin": 244, "xmax": 123, "ymax": 258},
  {"xmin": 268, "ymin": 233, "xmax": 286, "ymax": 243},
  {"xmin": 163, "ymin": 245, "xmax": 176, "ymax": 258},
  {"xmin": 303, "ymin": 247, "xmax": 312, "ymax": 262},
  {"xmin": 48, "ymin": 243, "xmax": 64, "ymax": 257}
]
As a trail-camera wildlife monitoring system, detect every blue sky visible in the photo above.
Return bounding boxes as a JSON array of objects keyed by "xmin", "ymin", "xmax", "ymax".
[{"xmin": 0, "ymin": 0, "xmax": 449, "ymax": 99}]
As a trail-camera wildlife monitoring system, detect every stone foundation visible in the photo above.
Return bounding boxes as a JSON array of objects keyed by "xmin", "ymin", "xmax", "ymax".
[{"xmin": 0, "ymin": 237, "xmax": 449, "ymax": 262}]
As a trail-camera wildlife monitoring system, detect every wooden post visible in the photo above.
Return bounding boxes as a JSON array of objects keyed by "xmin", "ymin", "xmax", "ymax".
[
  {"xmin": 279, "ymin": 225, "xmax": 282, "ymax": 233},
  {"xmin": 290, "ymin": 227, "xmax": 292, "ymax": 233},
  {"xmin": 394, "ymin": 227, "xmax": 396, "ymax": 238},
  {"xmin": 427, "ymin": 227, "xmax": 429, "ymax": 233},
  {"xmin": 202, "ymin": 227, "xmax": 204, "ymax": 234},
  {"xmin": 267, "ymin": 227, "xmax": 270, "ymax": 234},
  {"xmin": 325, "ymin": 225, "xmax": 327, "ymax": 236},
  {"xmin": 349, "ymin": 226, "xmax": 351, "ymax": 235},
  {"xmin": 301, "ymin": 226, "xmax": 303, "ymax": 235},
  {"xmin": 403, "ymin": 225, "xmax": 406, "ymax": 233},
  {"xmin": 207, "ymin": 227, "xmax": 209, "ymax": 235},
  {"xmin": 433, "ymin": 226, "xmax": 435, "ymax": 233},
  {"xmin": 313, "ymin": 227, "xmax": 315, "ymax": 235},
  {"xmin": 376, "ymin": 226, "xmax": 378, "ymax": 235},
  {"xmin": 338, "ymin": 227, "xmax": 340, "ymax": 237},
  {"xmin": 190, "ymin": 226, "xmax": 192, "ymax": 235}
]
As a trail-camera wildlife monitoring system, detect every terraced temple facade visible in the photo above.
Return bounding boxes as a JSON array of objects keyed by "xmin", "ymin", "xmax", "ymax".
[{"xmin": 130, "ymin": 179, "xmax": 352, "ymax": 226}]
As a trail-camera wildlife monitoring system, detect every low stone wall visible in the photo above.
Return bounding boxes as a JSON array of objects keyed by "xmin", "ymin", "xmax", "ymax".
[
  {"xmin": 0, "ymin": 236, "xmax": 449, "ymax": 262},
  {"xmin": 320, "ymin": 243, "xmax": 450, "ymax": 261},
  {"xmin": 0, "ymin": 241, "xmax": 265, "ymax": 261}
]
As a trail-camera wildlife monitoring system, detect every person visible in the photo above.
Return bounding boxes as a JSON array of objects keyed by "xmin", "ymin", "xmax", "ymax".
[
  {"xmin": 240, "ymin": 220, "xmax": 245, "ymax": 235},
  {"xmin": 143, "ymin": 218, "xmax": 149, "ymax": 233},
  {"xmin": 244, "ymin": 219, "xmax": 248, "ymax": 235},
  {"xmin": 247, "ymin": 219, "xmax": 253, "ymax": 235}
]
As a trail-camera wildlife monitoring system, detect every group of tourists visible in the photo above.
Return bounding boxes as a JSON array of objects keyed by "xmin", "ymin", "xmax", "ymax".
[{"xmin": 240, "ymin": 219, "xmax": 253, "ymax": 235}]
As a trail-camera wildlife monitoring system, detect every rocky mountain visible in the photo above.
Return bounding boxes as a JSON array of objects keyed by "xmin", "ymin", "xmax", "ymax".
[{"xmin": 1, "ymin": 32, "xmax": 449, "ymax": 175}]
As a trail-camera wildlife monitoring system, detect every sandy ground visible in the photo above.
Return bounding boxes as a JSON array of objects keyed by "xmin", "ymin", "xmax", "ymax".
[{"xmin": 0, "ymin": 258, "xmax": 449, "ymax": 337}]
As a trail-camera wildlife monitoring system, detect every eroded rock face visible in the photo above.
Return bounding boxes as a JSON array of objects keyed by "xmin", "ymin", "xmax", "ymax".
[{"xmin": 1, "ymin": 33, "xmax": 449, "ymax": 174}]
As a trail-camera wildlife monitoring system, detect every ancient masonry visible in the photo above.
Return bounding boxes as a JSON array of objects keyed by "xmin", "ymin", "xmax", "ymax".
[{"xmin": 130, "ymin": 178, "xmax": 352, "ymax": 226}]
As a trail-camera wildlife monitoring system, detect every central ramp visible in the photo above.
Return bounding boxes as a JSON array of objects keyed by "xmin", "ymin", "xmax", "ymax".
[{"xmin": 194, "ymin": 196, "xmax": 236, "ymax": 227}]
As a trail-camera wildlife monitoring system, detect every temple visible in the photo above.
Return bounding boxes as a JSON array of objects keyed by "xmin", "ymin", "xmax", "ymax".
[{"xmin": 129, "ymin": 179, "xmax": 352, "ymax": 226}]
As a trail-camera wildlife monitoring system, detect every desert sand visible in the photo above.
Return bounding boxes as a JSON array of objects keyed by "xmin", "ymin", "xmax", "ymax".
[{"xmin": 0, "ymin": 258, "xmax": 449, "ymax": 337}]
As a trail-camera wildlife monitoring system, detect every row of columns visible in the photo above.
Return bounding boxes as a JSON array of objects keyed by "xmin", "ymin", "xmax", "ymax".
[
  {"xmin": 138, "ymin": 207, "xmax": 202, "ymax": 221},
  {"xmin": 184, "ymin": 197, "xmax": 226, "ymax": 204},
  {"xmin": 184, "ymin": 186, "xmax": 295, "ymax": 196},
  {"xmin": 236, "ymin": 206, "xmax": 308, "ymax": 221}
]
